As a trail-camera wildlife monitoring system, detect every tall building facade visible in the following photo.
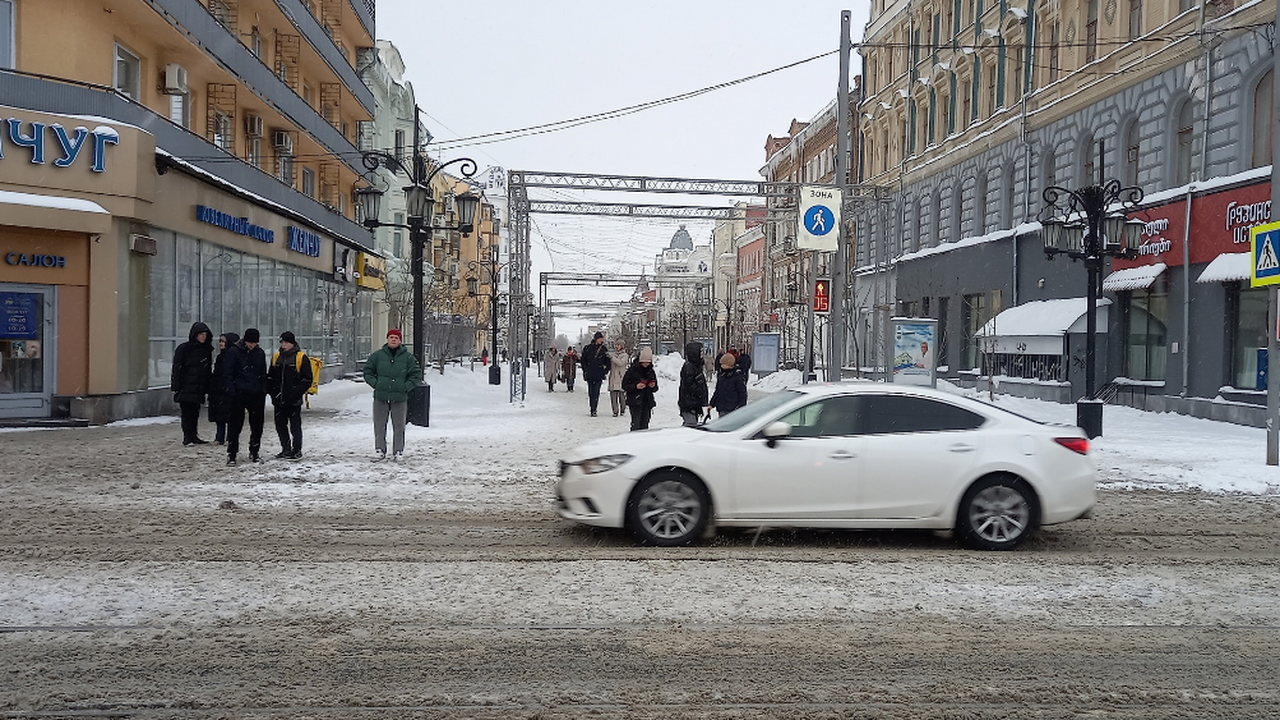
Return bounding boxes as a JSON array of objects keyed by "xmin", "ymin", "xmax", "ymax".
[
  {"xmin": 0, "ymin": 0, "xmax": 379, "ymax": 421},
  {"xmin": 856, "ymin": 0, "xmax": 1274, "ymax": 423}
]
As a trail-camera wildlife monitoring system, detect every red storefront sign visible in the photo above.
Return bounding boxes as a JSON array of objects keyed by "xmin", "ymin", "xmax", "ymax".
[{"xmin": 1113, "ymin": 180, "xmax": 1272, "ymax": 270}]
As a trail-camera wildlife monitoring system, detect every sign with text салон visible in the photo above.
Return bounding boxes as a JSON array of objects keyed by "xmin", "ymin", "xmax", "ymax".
[{"xmin": 797, "ymin": 185, "xmax": 841, "ymax": 252}]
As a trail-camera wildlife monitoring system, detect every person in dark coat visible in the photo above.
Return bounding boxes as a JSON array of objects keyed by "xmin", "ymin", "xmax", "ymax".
[
  {"xmin": 363, "ymin": 328, "xmax": 422, "ymax": 462},
  {"xmin": 579, "ymin": 332, "xmax": 612, "ymax": 417},
  {"xmin": 266, "ymin": 330, "xmax": 313, "ymax": 460},
  {"xmin": 622, "ymin": 347, "xmax": 659, "ymax": 431},
  {"xmin": 561, "ymin": 347, "xmax": 578, "ymax": 392},
  {"xmin": 208, "ymin": 333, "xmax": 237, "ymax": 444},
  {"xmin": 677, "ymin": 341, "xmax": 709, "ymax": 427},
  {"xmin": 225, "ymin": 328, "xmax": 268, "ymax": 465},
  {"xmin": 709, "ymin": 351, "xmax": 748, "ymax": 418},
  {"xmin": 209, "ymin": 332, "xmax": 241, "ymax": 448},
  {"xmin": 171, "ymin": 321, "xmax": 214, "ymax": 446}
]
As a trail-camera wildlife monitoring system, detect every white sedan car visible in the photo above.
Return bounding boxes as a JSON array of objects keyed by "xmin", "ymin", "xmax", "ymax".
[{"xmin": 556, "ymin": 383, "xmax": 1096, "ymax": 550}]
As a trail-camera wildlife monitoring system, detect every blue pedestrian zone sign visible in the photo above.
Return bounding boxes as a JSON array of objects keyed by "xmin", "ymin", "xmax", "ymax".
[
  {"xmin": 803, "ymin": 205, "xmax": 835, "ymax": 237},
  {"xmin": 797, "ymin": 185, "xmax": 842, "ymax": 252},
  {"xmin": 1251, "ymin": 221, "xmax": 1280, "ymax": 287}
]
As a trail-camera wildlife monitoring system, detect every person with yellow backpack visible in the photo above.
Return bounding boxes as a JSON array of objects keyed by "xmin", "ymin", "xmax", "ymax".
[{"xmin": 267, "ymin": 331, "xmax": 313, "ymax": 460}]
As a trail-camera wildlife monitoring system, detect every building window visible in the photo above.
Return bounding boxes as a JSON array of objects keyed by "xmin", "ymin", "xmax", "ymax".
[
  {"xmin": 1128, "ymin": 0, "xmax": 1143, "ymax": 39},
  {"xmin": 212, "ymin": 112, "xmax": 232, "ymax": 150},
  {"xmin": 1229, "ymin": 284, "xmax": 1268, "ymax": 389},
  {"xmin": 1081, "ymin": 133, "xmax": 1096, "ymax": 186},
  {"xmin": 986, "ymin": 62, "xmax": 997, "ymax": 116},
  {"xmin": 1175, "ymin": 101, "xmax": 1194, "ymax": 185},
  {"xmin": 302, "ymin": 167, "xmax": 316, "ymax": 198},
  {"xmin": 250, "ymin": 26, "xmax": 263, "ymax": 58},
  {"xmin": 1086, "ymin": 0, "xmax": 1099, "ymax": 63},
  {"xmin": 247, "ymin": 136, "xmax": 262, "ymax": 169},
  {"xmin": 168, "ymin": 92, "xmax": 191, "ymax": 128},
  {"xmin": 1043, "ymin": 147, "xmax": 1056, "ymax": 195},
  {"xmin": 113, "ymin": 43, "xmax": 141, "ymax": 100},
  {"xmin": 0, "ymin": 0, "xmax": 13, "ymax": 70},
  {"xmin": 1122, "ymin": 280, "xmax": 1168, "ymax": 381},
  {"xmin": 1048, "ymin": 22, "xmax": 1061, "ymax": 82},
  {"xmin": 394, "ymin": 212, "xmax": 405, "ymax": 257},
  {"xmin": 1124, "ymin": 119, "xmax": 1141, "ymax": 186},
  {"xmin": 962, "ymin": 292, "xmax": 988, "ymax": 371},
  {"xmin": 394, "ymin": 129, "xmax": 406, "ymax": 163},
  {"xmin": 1252, "ymin": 69, "xmax": 1273, "ymax": 170}
]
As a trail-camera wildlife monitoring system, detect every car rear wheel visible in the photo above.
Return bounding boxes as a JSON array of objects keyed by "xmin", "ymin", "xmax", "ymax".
[
  {"xmin": 957, "ymin": 475, "xmax": 1038, "ymax": 551},
  {"xmin": 627, "ymin": 471, "xmax": 709, "ymax": 546}
]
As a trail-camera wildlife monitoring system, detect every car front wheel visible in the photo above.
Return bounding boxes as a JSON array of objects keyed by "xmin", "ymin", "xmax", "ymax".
[
  {"xmin": 957, "ymin": 475, "xmax": 1038, "ymax": 551},
  {"xmin": 627, "ymin": 471, "xmax": 709, "ymax": 546}
]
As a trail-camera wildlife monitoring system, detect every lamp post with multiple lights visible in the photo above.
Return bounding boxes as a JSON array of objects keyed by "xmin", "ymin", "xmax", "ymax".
[{"xmin": 466, "ymin": 247, "xmax": 508, "ymax": 385}]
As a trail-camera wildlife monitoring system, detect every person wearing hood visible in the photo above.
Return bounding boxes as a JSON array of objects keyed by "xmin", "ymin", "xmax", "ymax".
[
  {"xmin": 677, "ymin": 341, "xmax": 709, "ymax": 426},
  {"xmin": 709, "ymin": 350, "xmax": 749, "ymax": 418},
  {"xmin": 363, "ymin": 328, "xmax": 422, "ymax": 462},
  {"xmin": 543, "ymin": 345, "xmax": 560, "ymax": 391},
  {"xmin": 227, "ymin": 328, "xmax": 269, "ymax": 464},
  {"xmin": 171, "ymin": 321, "xmax": 214, "ymax": 446},
  {"xmin": 606, "ymin": 340, "xmax": 629, "ymax": 417},
  {"xmin": 209, "ymin": 332, "xmax": 241, "ymax": 448},
  {"xmin": 622, "ymin": 347, "xmax": 658, "ymax": 431},
  {"xmin": 579, "ymin": 331, "xmax": 611, "ymax": 417},
  {"xmin": 267, "ymin": 331, "xmax": 313, "ymax": 459}
]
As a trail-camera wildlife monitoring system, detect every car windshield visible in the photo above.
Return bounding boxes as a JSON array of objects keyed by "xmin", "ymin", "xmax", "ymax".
[{"xmin": 697, "ymin": 390, "xmax": 804, "ymax": 433}]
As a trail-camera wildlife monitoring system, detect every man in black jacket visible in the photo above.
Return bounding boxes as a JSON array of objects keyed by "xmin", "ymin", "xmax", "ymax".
[
  {"xmin": 579, "ymin": 332, "xmax": 612, "ymax": 417},
  {"xmin": 267, "ymin": 331, "xmax": 313, "ymax": 460},
  {"xmin": 171, "ymin": 321, "xmax": 214, "ymax": 446},
  {"xmin": 677, "ymin": 341, "xmax": 708, "ymax": 426},
  {"xmin": 622, "ymin": 347, "xmax": 659, "ymax": 431},
  {"xmin": 223, "ymin": 328, "xmax": 269, "ymax": 465}
]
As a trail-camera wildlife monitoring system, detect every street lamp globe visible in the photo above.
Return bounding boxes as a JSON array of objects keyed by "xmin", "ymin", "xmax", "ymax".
[
  {"xmin": 404, "ymin": 183, "xmax": 432, "ymax": 222},
  {"xmin": 354, "ymin": 185, "xmax": 383, "ymax": 229},
  {"xmin": 456, "ymin": 190, "xmax": 480, "ymax": 234},
  {"xmin": 466, "ymin": 276, "xmax": 479, "ymax": 296}
]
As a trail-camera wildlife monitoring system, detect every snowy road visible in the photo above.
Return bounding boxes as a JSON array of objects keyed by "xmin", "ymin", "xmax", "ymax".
[{"xmin": 3, "ymin": 361, "xmax": 1280, "ymax": 718}]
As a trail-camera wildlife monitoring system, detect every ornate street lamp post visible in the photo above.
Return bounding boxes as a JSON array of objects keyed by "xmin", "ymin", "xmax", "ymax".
[
  {"xmin": 466, "ymin": 247, "xmax": 508, "ymax": 385},
  {"xmin": 1041, "ymin": 141, "xmax": 1145, "ymax": 438}
]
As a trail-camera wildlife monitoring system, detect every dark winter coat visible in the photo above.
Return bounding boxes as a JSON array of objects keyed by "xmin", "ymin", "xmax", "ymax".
[
  {"xmin": 234, "ymin": 343, "xmax": 268, "ymax": 399},
  {"xmin": 677, "ymin": 341, "xmax": 708, "ymax": 413},
  {"xmin": 171, "ymin": 321, "xmax": 213, "ymax": 404},
  {"xmin": 710, "ymin": 366, "xmax": 748, "ymax": 414},
  {"xmin": 267, "ymin": 347, "xmax": 314, "ymax": 407},
  {"xmin": 208, "ymin": 332, "xmax": 241, "ymax": 423},
  {"xmin": 622, "ymin": 360, "xmax": 658, "ymax": 411},
  {"xmin": 561, "ymin": 351, "xmax": 578, "ymax": 381},
  {"xmin": 579, "ymin": 341, "xmax": 611, "ymax": 382},
  {"xmin": 363, "ymin": 343, "xmax": 423, "ymax": 403},
  {"xmin": 736, "ymin": 351, "xmax": 752, "ymax": 374}
]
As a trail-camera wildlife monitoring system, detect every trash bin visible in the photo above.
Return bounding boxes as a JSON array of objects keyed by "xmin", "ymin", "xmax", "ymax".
[
  {"xmin": 408, "ymin": 383, "xmax": 430, "ymax": 427},
  {"xmin": 488, "ymin": 364, "xmax": 501, "ymax": 385}
]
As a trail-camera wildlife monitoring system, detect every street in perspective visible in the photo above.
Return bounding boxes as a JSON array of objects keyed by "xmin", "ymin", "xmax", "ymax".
[{"xmin": 4, "ymin": 0, "xmax": 1280, "ymax": 718}]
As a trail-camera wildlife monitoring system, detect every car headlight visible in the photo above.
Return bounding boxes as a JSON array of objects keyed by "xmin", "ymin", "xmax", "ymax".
[{"xmin": 578, "ymin": 453, "xmax": 633, "ymax": 474}]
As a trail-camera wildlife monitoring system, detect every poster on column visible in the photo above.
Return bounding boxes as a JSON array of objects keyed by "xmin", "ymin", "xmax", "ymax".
[{"xmin": 891, "ymin": 317, "xmax": 937, "ymax": 387}]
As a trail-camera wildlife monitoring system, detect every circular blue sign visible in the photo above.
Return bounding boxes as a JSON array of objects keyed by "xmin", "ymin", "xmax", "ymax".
[{"xmin": 804, "ymin": 205, "xmax": 835, "ymax": 236}]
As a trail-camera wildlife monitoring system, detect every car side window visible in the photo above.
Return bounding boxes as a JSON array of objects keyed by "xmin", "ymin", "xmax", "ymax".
[
  {"xmin": 777, "ymin": 396, "xmax": 860, "ymax": 437},
  {"xmin": 857, "ymin": 395, "xmax": 984, "ymax": 435}
]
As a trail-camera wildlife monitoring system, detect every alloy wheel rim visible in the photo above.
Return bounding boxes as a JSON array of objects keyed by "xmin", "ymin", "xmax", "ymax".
[
  {"xmin": 969, "ymin": 485, "xmax": 1030, "ymax": 543},
  {"xmin": 638, "ymin": 480, "xmax": 702, "ymax": 540}
]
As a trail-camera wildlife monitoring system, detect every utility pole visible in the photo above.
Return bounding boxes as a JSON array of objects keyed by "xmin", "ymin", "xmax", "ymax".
[{"xmin": 830, "ymin": 9, "xmax": 852, "ymax": 381}]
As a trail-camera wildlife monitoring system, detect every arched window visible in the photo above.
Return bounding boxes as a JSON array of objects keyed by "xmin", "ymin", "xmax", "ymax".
[
  {"xmin": 1174, "ymin": 101, "xmax": 1195, "ymax": 185},
  {"xmin": 931, "ymin": 192, "xmax": 943, "ymax": 247},
  {"xmin": 951, "ymin": 182, "xmax": 964, "ymax": 242},
  {"xmin": 974, "ymin": 171, "xmax": 989, "ymax": 235},
  {"xmin": 1252, "ymin": 69, "xmax": 1273, "ymax": 170},
  {"xmin": 1079, "ymin": 132, "xmax": 1096, "ymax": 186},
  {"xmin": 1042, "ymin": 145, "xmax": 1057, "ymax": 197},
  {"xmin": 1123, "ymin": 117, "xmax": 1141, "ymax": 186}
]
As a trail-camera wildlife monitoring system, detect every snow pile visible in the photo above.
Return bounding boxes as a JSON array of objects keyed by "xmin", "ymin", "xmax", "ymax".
[
  {"xmin": 751, "ymin": 368, "xmax": 803, "ymax": 391},
  {"xmin": 653, "ymin": 350, "xmax": 686, "ymax": 383}
]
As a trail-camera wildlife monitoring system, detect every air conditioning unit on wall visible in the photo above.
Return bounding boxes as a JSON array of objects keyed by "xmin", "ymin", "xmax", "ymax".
[
  {"xmin": 272, "ymin": 130, "xmax": 293, "ymax": 152},
  {"xmin": 245, "ymin": 114, "xmax": 263, "ymax": 138},
  {"xmin": 163, "ymin": 64, "xmax": 188, "ymax": 95}
]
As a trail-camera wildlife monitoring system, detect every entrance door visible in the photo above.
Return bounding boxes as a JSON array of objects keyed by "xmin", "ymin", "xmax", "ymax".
[{"xmin": 0, "ymin": 286, "xmax": 56, "ymax": 418}]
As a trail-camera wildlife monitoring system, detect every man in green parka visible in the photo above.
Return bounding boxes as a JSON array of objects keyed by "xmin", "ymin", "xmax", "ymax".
[{"xmin": 363, "ymin": 328, "xmax": 422, "ymax": 462}]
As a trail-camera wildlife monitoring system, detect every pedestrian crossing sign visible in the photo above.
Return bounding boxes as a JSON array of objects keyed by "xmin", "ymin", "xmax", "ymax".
[{"xmin": 1251, "ymin": 221, "xmax": 1280, "ymax": 287}]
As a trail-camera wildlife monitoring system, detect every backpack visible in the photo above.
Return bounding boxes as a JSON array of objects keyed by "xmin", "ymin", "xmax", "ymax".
[{"xmin": 272, "ymin": 351, "xmax": 324, "ymax": 407}]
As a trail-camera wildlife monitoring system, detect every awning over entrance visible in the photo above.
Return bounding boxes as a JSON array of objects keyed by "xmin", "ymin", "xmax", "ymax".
[
  {"xmin": 0, "ymin": 190, "xmax": 112, "ymax": 235},
  {"xmin": 976, "ymin": 297, "xmax": 1111, "ymax": 355},
  {"xmin": 1103, "ymin": 262, "xmax": 1166, "ymax": 292},
  {"xmin": 1196, "ymin": 252, "xmax": 1250, "ymax": 284}
]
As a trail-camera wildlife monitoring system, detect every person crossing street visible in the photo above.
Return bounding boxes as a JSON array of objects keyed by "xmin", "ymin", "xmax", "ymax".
[
  {"xmin": 363, "ymin": 329, "xmax": 422, "ymax": 462},
  {"xmin": 579, "ymin": 332, "xmax": 612, "ymax": 417}
]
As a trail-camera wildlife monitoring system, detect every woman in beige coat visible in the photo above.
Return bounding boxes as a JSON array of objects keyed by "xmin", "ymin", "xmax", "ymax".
[
  {"xmin": 607, "ymin": 341, "xmax": 629, "ymax": 416},
  {"xmin": 543, "ymin": 346, "xmax": 560, "ymax": 391}
]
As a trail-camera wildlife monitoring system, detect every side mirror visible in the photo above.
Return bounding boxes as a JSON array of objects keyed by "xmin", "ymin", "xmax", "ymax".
[{"xmin": 762, "ymin": 421, "xmax": 792, "ymax": 448}]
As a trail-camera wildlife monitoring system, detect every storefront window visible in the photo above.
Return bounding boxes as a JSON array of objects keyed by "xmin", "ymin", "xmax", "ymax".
[
  {"xmin": 962, "ymin": 292, "xmax": 987, "ymax": 370},
  {"xmin": 1122, "ymin": 280, "xmax": 1168, "ymax": 381},
  {"xmin": 1230, "ymin": 284, "xmax": 1268, "ymax": 389}
]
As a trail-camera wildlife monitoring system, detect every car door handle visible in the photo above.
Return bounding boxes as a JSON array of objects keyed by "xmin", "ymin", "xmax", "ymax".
[
  {"xmin": 949, "ymin": 443, "xmax": 976, "ymax": 453},
  {"xmin": 829, "ymin": 451, "xmax": 857, "ymax": 460}
]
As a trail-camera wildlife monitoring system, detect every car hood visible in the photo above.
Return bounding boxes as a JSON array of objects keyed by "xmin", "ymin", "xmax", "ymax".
[{"xmin": 562, "ymin": 426, "xmax": 707, "ymax": 463}]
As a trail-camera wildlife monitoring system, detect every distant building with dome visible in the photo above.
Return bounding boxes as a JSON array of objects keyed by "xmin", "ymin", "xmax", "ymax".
[{"xmin": 650, "ymin": 225, "xmax": 713, "ymax": 354}]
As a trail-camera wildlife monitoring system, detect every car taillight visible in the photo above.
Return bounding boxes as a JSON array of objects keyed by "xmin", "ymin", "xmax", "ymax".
[{"xmin": 1054, "ymin": 437, "xmax": 1089, "ymax": 455}]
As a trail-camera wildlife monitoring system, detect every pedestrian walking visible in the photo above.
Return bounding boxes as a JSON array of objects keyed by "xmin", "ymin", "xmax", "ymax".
[
  {"xmin": 228, "ymin": 328, "xmax": 268, "ymax": 464},
  {"xmin": 677, "ymin": 341, "xmax": 709, "ymax": 427},
  {"xmin": 543, "ymin": 345, "xmax": 559, "ymax": 391},
  {"xmin": 266, "ymin": 330, "xmax": 313, "ymax": 459},
  {"xmin": 607, "ymin": 340, "xmax": 628, "ymax": 417},
  {"xmin": 363, "ymin": 328, "xmax": 422, "ymax": 462},
  {"xmin": 623, "ymin": 347, "xmax": 658, "ymax": 431},
  {"xmin": 209, "ymin": 332, "xmax": 240, "ymax": 449},
  {"xmin": 561, "ymin": 347, "xmax": 578, "ymax": 392},
  {"xmin": 171, "ymin": 321, "xmax": 214, "ymax": 446},
  {"xmin": 579, "ymin": 332, "xmax": 611, "ymax": 416},
  {"xmin": 208, "ymin": 333, "xmax": 236, "ymax": 444},
  {"xmin": 709, "ymin": 351, "xmax": 748, "ymax": 418}
]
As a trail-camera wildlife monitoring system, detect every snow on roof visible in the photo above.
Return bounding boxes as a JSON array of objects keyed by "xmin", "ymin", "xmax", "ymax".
[
  {"xmin": 1197, "ymin": 252, "xmax": 1250, "ymax": 284},
  {"xmin": 976, "ymin": 297, "xmax": 1111, "ymax": 337},
  {"xmin": 1103, "ymin": 262, "xmax": 1166, "ymax": 292},
  {"xmin": 0, "ymin": 189, "xmax": 109, "ymax": 214}
]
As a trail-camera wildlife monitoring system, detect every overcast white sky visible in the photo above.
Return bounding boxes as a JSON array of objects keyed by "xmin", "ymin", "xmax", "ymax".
[{"xmin": 374, "ymin": 1, "xmax": 870, "ymax": 337}]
